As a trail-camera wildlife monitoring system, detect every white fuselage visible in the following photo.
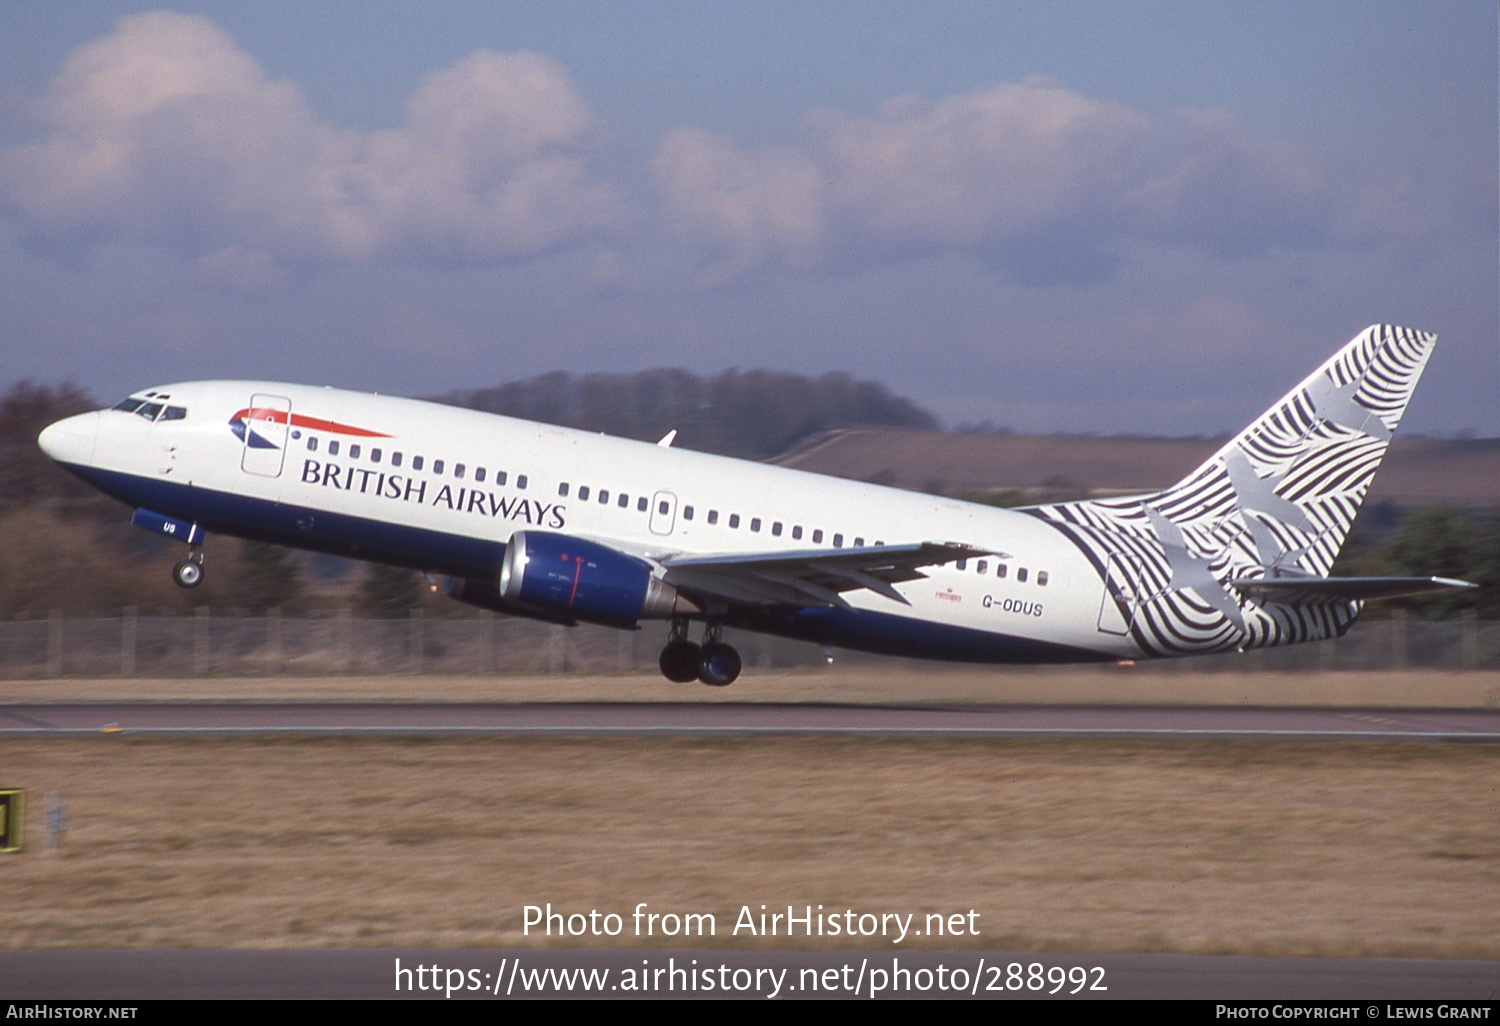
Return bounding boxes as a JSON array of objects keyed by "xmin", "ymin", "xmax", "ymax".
[{"xmin": 40, "ymin": 380, "xmax": 1130, "ymax": 663}]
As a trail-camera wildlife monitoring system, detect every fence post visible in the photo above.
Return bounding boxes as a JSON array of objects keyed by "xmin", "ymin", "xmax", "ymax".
[
  {"xmin": 1462, "ymin": 612, "xmax": 1478, "ymax": 670},
  {"xmin": 47, "ymin": 610, "xmax": 62, "ymax": 678},
  {"xmin": 1390, "ymin": 610, "xmax": 1407, "ymax": 670},
  {"xmin": 267, "ymin": 607, "xmax": 282, "ymax": 675},
  {"xmin": 121, "ymin": 606, "xmax": 137, "ymax": 677},
  {"xmin": 338, "ymin": 607, "xmax": 352, "ymax": 674},
  {"xmin": 194, "ymin": 606, "xmax": 209, "ymax": 675},
  {"xmin": 409, "ymin": 608, "xmax": 424, "ymax": 675},
  {"xmin": 549, "ymin": 625, "xmax": 565, "ymax": 675}
]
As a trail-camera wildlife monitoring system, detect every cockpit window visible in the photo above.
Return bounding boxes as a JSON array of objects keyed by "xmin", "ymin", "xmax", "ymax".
[{"xmin": 113, "ymin": 397, "xmax": 185, "ymax": 422}]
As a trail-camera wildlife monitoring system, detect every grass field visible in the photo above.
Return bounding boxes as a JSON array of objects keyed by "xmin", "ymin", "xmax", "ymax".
[{"xmin": 3, "ymin": 728, "xmax": 1497, "ymax": 955}]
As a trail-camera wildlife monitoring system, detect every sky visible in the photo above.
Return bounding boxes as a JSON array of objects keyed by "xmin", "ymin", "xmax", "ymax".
[{"xmin": 1, "ymin": 1, "xmax": 1495, "ymax": 438}]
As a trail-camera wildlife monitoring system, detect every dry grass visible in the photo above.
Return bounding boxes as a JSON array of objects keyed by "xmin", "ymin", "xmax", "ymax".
[
  {"xmin": 2, "ymin": 667, "xmax": 1497, "ymax": 707},
  {"xmin": 2, "ymin": 735, "xmax": 1496, "ymax": 956}
]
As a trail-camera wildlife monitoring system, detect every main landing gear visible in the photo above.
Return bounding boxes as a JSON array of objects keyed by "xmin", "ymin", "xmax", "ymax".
[
  {"xmin": 172, "ymin": 546, "xmax": 205, "ymax": 589},
  {"xmin": 658, "ymin": 619, "xmax": 742, "ymax": 686}
]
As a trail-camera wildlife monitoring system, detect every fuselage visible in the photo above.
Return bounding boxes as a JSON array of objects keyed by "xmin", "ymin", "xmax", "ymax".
[
  {"xmin": 39, "ymin": 380, "xmax": 1124, "ymax": 664},
  {"xmin": 37, "ymin": 327, "xmax": 1461, "ymax": 681}
]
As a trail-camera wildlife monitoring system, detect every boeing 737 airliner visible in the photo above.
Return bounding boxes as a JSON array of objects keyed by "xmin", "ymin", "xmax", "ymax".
[{"xmin": 38, "ymin": 325, "xmax": 1472, "ymax": 685}]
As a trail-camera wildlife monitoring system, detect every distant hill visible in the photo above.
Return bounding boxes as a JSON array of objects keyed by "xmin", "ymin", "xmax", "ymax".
[
  {"xmin": 773, "ymin": 429, "xmax": 1500, "ymax": 512},
  {"xmin": 435, "ymin": 368, "xmax": 938, "ymax": 459}
]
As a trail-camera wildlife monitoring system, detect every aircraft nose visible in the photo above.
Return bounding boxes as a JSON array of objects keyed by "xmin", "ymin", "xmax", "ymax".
[{"xmin": 38, "ymin": 412, "xmax": 99, "ymax": 466}]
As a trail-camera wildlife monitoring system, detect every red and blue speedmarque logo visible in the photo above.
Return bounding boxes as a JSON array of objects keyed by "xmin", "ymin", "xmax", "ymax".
[{"xmin": 229, "ymin": 408, "xmax": 391, "ymax": 450}]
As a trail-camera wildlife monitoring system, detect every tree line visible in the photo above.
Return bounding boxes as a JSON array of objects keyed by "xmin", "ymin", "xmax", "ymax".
[{"xmin": 436, "ymin": 368, "xmax": 938, "ymax": 459}]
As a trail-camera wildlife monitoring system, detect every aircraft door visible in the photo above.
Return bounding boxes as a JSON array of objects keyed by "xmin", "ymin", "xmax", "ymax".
[
  {"xmin": 240, "ymin": 394, "xmax": 292, "ymax": 478},
  {"xmin": 649, "ymin": 490, "xmax": 678, "ymax": 535},
  {"xmin": 1097, "ymin": 553, "xmax": 1145, "ymax": 635}
]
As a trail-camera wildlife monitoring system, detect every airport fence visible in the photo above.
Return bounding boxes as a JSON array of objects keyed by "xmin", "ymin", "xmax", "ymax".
[{"xmin": 0, "ymin": 610, "xmax": 1496, "ymax": 678}]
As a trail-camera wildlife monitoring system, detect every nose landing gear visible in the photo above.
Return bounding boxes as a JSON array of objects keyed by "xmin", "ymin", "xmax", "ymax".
[
  {"xmin": 658, "ymin": 619, "xmax": 742, "ymax": 686},
  {"xmin": 172, "ymin": 546, "xmax": 205, "ymax": 589}
]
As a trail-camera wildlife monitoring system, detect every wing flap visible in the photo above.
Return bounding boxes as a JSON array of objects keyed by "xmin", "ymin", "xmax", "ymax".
[{"xmin": 663, "ymin": 541, "xmax": 992, "ymax": 609}]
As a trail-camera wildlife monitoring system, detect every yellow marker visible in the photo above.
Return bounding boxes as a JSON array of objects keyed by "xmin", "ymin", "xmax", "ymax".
[{"xmin": 0, "ymin": 791, "xmax": 22, "ymax": 852}]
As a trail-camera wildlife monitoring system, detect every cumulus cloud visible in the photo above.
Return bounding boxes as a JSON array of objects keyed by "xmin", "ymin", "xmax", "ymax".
[
  {"xmin": 653, "ymin": 128, "xmax": 825, "ymax": 284},
  {"xmin": 655, "ymin": 77, "xmax": 1379, "ymax": 286},
  {"xmin": 0, "ymin": 12, "xmax": 626, "ymax": 278}
]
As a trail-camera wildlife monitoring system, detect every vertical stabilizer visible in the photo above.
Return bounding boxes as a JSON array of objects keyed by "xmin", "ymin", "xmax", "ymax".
[
  {"xmin": 1151, "ymin": 324, "xmax": 1436, "ymax": 576},
  {"xmin": 1024, "ymin": 325, "xmax": 1437, "ymax": 655}
]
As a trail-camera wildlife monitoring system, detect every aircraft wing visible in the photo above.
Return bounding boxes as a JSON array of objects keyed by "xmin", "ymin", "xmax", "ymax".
[
  {"xmin": 1228, "ymin": 575, "xmax": 1477, "ymax": 604},
  {"xmin": 662, "ymin": 541, "xmax": 996, "ymax": 609}
]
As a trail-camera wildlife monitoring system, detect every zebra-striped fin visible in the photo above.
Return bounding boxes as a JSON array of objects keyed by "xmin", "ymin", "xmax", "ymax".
[
  {"xmin": 1024, "ymin": 325, "xmax": 1439, "ymax": 658},
  {"xmin": 1156, "ymin": 324, "xmax": 1436, "ymax": 573}
]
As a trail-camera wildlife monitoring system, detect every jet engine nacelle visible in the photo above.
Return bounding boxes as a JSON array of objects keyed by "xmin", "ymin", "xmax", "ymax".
[
  {"xmin": 441, "ymin": 575, "xmax": 578, "ymax": 626},
  {"xmin": 493, "ymin": 531, "xmax": 697, "ymax": 628}
]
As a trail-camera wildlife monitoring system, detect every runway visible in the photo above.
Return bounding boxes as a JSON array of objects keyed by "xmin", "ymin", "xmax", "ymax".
[{"xmin": 2, "ymin": 702, "xmax": 1498, "ymax": 740}]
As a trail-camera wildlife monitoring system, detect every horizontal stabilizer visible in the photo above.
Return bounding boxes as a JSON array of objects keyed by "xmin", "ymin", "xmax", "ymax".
[{"xmin": 1229, "ymin": 575, "xmax": 1477, "ymax": 604}]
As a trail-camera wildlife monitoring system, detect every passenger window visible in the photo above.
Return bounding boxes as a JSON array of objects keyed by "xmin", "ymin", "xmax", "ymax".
[
  {"xmin": 1018, "ymin": 568, "xmax": 1028, "ymax": 583},
  {"xmin": 455, "ymin": 464, "xmax": 465, "ymax": 479},
  {"xmin": 307, "ymin": 437, "xmax": 319, "ymax": 452},
  {"xmin": 517, "ymin": 475, "xmax": 527, "ymax": 490},
  {"xmin": 1037, "ymin": 571, "xmax": 1049, "ymax": 586},
  {"xmin": 659, "ymin": 500, "xmax": 669, "ymax": 515},
  {"xmin": 791, "ymin": 526, "xmax": 802, "ymax": 540},
  {"xmin": 350, "ymin": 444, "xmax": 361, "ymax": 459},
  {"xmin": 598, "ymin": 490, "xmax": 609, "ymax": 504},
  {"xmin": 329, "ymin": 440, "xmax": 340, "ymax": 456},
  {"xmin": 812, "ymin": 529, "xmax": 822, "ymax": 543},
  {"xmin": 750, "ymin": 518, "xmax": 761, "ymax": 533},
  {"xmin": 412, "ymin": 455, "xmax": 423, "ymax": 471},
  {"xmin": 708, "ymin": 510, "xmax": 719, "ymax": 525},
  {"xmin": 618, "ymin": 494, "xmax": 629, "ymax": 508},
  {"xmin": 434, "ymin": 460, "xmax": 444, "ymax": 475},
  {"xmin": 833, "ymin": 533, "xmax": 843, "ymax": 548},
  {"xmin": 996, "ymin": 564, "xmax": 1007, "ymax": 578},
  {"xmin": 729, "ymin": 514, "xmax": 740, "ymax": 529},
  {"xmin": 579, "ymin": 486, "xmax": 590, "ymax": 501},
  {"xmin": 854, "ymin": 537, "xmax": 864, "ymax": 547},
  {"xmin": 957, "ymin": 559, "xmax": 967, "ymax": 571},
  {"xmin": 371, "ymin": 448, "xmax": 382, "ymax": 463},
  {"xmin": 977, "ymin": 561, "xmax": 987, "ymax": 575},
  {"xmin": 637, "ymin": 497, "xmax": 647, "ymax": 512},
  {"xmin": 474, "ymin": 467, "xmax": 484, "ymax": 482},
  {"xmin": 392, "ymin": 452, "xmax": 403, "ymax": 467},
  {"xmin": 683, "ymin": 506, "xmax": 694, "ymax": 520},
  {"xmin": 772, "ymin": 522, "xmax": 783, "ymax": 537},
  {"xmin": 559, "ymin": 483, "xmax": 570, "ymax": 497},
  {"xmin": 496, "ymin": 471, "xmax": 507, "ymax": 486}
]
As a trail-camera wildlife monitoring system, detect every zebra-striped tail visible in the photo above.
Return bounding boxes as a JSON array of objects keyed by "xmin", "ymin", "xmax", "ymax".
[{"xmin": 1025, "ymin": 325, "xmax": 1437, "ymax": 657}]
